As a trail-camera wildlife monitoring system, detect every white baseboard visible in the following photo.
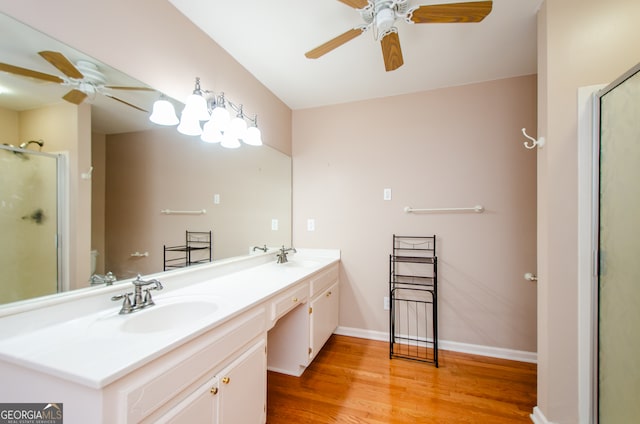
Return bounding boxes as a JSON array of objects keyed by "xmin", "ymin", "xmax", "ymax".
[
  {"xmin": 334, "ymin": 326, "xmax": 537, "ymax": 364},
  {"xmin": 530, "ymin": 406, "xmax": 554, "ymax": 424}
]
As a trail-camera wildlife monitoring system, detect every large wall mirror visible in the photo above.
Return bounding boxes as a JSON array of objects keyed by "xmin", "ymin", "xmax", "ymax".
[{"xmin": 0, "ymin": 12, "xmax": 292, "ymax": 306}]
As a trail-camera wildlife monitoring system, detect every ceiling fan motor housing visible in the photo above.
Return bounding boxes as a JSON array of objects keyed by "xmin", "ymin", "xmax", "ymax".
[
  {"xmin": 75, "ymin": 60, "xmax": 107, "ymax": 85},
  {"xmin": 376, "ymin": 7, "xmax": 396, "ymax": 33}
]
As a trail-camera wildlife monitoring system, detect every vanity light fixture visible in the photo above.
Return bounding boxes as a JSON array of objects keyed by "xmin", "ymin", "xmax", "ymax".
[
  {"xmin": 149, "ymin": 96, "xmax": 179, "ymax": 126},
  {"xmin": 243, "ymin": 115, "xmax": 262, "ymax": 146},
  {"xmin": 149, "ymin": 78, "xmax": 262, "ymax": 147}
]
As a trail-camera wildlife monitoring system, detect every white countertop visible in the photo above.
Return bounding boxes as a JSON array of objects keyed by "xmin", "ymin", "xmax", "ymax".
[{"xmin": 0, "ymin": 250, "xmax": 339, "ymax": 389}]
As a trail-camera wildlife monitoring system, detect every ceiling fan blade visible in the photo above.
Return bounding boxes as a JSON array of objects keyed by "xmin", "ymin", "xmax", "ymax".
[
  {"xmin": 104, "ymin": 86, "xmax": 155, "ymax": 91},
  {"xmin": 38, "ymin": 51, "xmax": 84, "ymax": 79},
  {"xmin": 0, "ymin": 62, "xmax": 64, "ymax": 83},
  {"xmin": 104, "ymin": 94, "xmax": 148, "ymax": 112},
  {"xmin": 305, "ymin": 27, "xmax": 365, "ymax": 59},
  {"xmin": 63, "ymin": 89, "xmax": 88, "ymax": 105},
  {"xmin": 337, "ymin": 0, "xmax": 368, "ymax": 9},
  {"xmin": 381, "ymin": 31, "xmax": 403, "ymax": 72},
  {"xmin": 409, "ymin": 1, "xmax": 493, "ymax": 24}
]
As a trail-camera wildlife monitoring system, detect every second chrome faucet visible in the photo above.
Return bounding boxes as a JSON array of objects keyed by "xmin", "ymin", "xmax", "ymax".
[
  {"xmin": 276, "ymin": 246, "xmax": 297, "ymax": 263},
  {"xmin": 111, "ymin": 275, "xmax": 163, "ymax": 314}
]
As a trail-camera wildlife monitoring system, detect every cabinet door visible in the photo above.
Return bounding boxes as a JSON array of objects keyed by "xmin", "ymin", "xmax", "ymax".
[
  {"xmin": 310, "ymin": 282, "xmax": 339, "ymax": 361},
  {"xmin": 218, "ymin": 338, "xmax": 267, "ymax": 424},
  {"xmin": 158, "ymin": 378, "xmax": 218, "ymax": 424}
]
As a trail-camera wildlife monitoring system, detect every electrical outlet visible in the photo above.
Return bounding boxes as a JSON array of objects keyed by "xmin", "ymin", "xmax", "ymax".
[
  {"xmin": 271, "ymin": 219, "xmax": 278, "ymax": 231},
  {"xmin": 307, "ymin": 218, "xmax": 315, "ymax": 231},
  {"xmin": 383, "ymin": 188, "xmax": 392, "ymax": 201},
  {"xmin": 384, "ymin": 296, "xmax": 390, "ymax": 310},
  {"xmin": 213, "ymin": 194, "xmax": 220, "ymax": 204}
]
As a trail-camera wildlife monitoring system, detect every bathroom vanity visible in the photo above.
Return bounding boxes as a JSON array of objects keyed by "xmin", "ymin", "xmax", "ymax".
[{"xmin": 0, "ymin": 249, "xmax": 340, "ymax": 423}]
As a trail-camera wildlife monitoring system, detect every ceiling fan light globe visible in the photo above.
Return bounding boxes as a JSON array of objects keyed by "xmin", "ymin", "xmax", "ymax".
[{"xmin": 149, "ymin": 99, "xmax": 179, "ymax": 126}]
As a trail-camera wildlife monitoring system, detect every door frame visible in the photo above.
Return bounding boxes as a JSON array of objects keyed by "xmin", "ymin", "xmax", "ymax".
[{"xmin": 577, "ymin": 84, "xmax": 604, "ymax": 424}]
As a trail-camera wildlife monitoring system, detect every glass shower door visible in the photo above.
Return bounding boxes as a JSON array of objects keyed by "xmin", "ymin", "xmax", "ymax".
[
  {"xmin": 597, "ymin": 64, "xmax": 640, "ymax": 422},
  {"xmin": 0, "ymin": 146, "xmax": 60, "ymax": 304}
]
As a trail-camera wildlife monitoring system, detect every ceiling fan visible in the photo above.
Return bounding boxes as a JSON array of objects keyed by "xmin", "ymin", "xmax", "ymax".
[
  {"xmin": 0, "ymin": 51, "xmax": 153, "ymax": 111},
  {"xmin": 305, "ymin": 0, "xmax": 493, "ymax": 72}
]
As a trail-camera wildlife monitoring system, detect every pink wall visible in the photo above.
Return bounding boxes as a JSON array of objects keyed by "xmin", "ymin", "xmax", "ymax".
[
  {"xmin": 293, "ymin": 75, "xmax": 538, "ymax": 352},
  {"xmin": 537, "ymin": 0, "xmax": 640, "ymax": 421}
]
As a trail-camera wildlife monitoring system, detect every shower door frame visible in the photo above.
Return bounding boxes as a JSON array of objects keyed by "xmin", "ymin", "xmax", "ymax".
[
  {"xmin": 578, "ymin": 62, "xmax": 640, "ymax": 423},
  {"xmin": 592, "ymin": 62, "xmax": 640, "ymax": 423},
  {"xmin": 56, "ymin": 151, "xmax": 69, "ymax": 293}
]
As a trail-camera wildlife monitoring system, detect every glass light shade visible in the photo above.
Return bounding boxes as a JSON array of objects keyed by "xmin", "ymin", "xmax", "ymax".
[
  {"xmin": 201, "ymin": 120, "xmax": 223, "ymax": 143},
  {"xmin": 149, "ymin": 99, "xmax": 179, "ymax": 125},
  {"xmin": 243, "ymin": 126, "xmax": 262, "ymax": 146},
  {"xmin": 220, "ymin": 131, "xmax": 241, "ymax": 149},
  {"xmin": 228, "ymin": 116, "xmax": 248, "ymax": 139},
  {"xmin": 182, "ymin": 93, "xmax": 210, "ymax": 122},
  {"xmin": 210, "ymin": 105, "xmax": 230, "ymax": 130},
  {"xmin": 177, "ymin": 113, "xmax": 203, "ymax": 136}
]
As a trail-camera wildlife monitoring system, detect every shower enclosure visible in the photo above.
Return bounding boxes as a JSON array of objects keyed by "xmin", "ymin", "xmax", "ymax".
[
  {"xmin": 596, "ymin": 63, "xmax": 640, "ymax": 422},
  {"xmin": 0, "ymin": 144, "xmax": 64, "ymax": 304}
]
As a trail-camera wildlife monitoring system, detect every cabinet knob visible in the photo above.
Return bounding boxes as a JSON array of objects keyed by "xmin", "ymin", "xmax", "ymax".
[
  {"xmin": 326, "ymin": 291, "xmax": 332, "ymax": 297},
  {"xmin": 292, "ymin": 297, "xmax": 298, "ymax": 303},
  {"xmin": 222, "ymin": 376, "xmax": 231, "ymax": 384},
  {"xmin": 210, "ymin": 387, "xmax": 218, "ymax": 395}
]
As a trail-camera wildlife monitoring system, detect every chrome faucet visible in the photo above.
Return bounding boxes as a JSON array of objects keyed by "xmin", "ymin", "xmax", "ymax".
[
  {"xmin": 90, "ymin": 271, "xmax": 117, "ymax": 286},
  {"xmin": 253, "ymin": 245, "xmax": 267, "ymax": 252},
  {"xmin": 276, "ymin": 246, "xmax": 297, "ymax": 264},
  {"xmin": 111, "ymin": 275, "xmax": 163, "ymax": 314}
]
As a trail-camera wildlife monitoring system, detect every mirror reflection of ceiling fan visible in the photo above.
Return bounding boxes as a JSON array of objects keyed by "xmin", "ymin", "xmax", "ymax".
[
  {"xmin": 305, "ymin": 0, "xmax": 493, "ymax": 72},
  {"xmin": 0, "ymin": 51, "xmax": 153, "ymax": 111}
]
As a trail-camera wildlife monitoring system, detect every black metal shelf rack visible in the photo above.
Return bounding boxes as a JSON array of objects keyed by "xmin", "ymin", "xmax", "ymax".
[
  {"xmin": 389, "ymin": 234, "xmax": 438, "ymax": 367},
  {"xmin": 163, "ymin": 230, "xmax": 212, "ymax": 271}
]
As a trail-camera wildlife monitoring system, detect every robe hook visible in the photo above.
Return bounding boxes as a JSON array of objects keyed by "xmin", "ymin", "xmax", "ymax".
[{"xmin": 522, "ymin": 128, "xmax": 545, "ymax": 149}]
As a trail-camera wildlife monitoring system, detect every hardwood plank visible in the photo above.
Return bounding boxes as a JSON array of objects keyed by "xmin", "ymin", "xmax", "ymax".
[{"xmin": 267, "ymin": 335, "xmax": 536, "ymax": 423}]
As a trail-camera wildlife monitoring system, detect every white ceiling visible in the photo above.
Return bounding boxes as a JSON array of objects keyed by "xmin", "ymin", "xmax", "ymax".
[
  {"xmin": 0, "ymin": 1, "xmax": 541, "ymax": 135},
  {"xmin": 168, "ymin": 0, "xmax": 543, "ymax": 110}
]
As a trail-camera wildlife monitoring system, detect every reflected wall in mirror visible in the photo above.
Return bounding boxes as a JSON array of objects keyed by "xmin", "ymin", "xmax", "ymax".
[
  {"xmin": 0, "ymin": 12, "xmax": 292, "ymax": 306},
  {"xmin": 98, "ymin": 128, "xmax": 292, "ymax": 279}
]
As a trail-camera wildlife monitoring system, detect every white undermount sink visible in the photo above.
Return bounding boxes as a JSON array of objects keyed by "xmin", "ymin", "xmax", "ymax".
[{"xmin": 119, "ymin": 299, "xmax": 221, "ymax": 334}]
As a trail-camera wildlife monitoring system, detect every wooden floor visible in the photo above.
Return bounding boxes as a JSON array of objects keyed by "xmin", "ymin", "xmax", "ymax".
[{"xmin": 267, "ymin": 335, "xmax": 536, "ymax": 424}]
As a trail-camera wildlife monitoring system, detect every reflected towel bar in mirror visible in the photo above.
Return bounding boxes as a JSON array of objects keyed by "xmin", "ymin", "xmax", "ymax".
[{"xmin": 160, "ymin": 209, "xmax": 207, "ymax": 215}]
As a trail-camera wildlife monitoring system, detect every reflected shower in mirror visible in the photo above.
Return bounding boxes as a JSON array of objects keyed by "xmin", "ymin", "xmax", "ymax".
[{"xmin": 0, "ymin": 12, "xmax": 292, "ymax": 306}]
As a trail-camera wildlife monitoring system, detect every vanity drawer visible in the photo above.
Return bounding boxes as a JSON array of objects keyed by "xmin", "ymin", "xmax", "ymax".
[
  {"xmin": 271, "ymin": 283, "xmax": 308, "ymax": 322},
  {"xmin": 120, "ymin": 308, "xmax": 266, "ymax": 423},
  {"xmin": 310, "ymin": 265, "xmax": 339, "ymax": 298}
]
